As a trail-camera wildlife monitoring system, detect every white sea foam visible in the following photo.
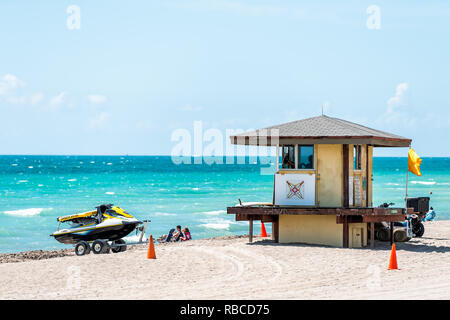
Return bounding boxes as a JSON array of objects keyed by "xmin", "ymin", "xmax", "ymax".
[
  {"xmin": 201, "ymin": 210, "xmax": 226, "ymax": 215},
  {"xmin": 17, "ymin": 180, "xmax": 28, "ymax": 184},
  {"xmin": 105, "ymin": 192, "xmax": 115, "ymax": 195},
  {"xmin": 200, "ymin": 218, "xmax": 235, "ymax": 230},
  {"xmin": 28, "ymin": 166, "xmax": 33, "ymax": 169},
  {"xmin": 154, "ymin": 212, "xmax": 177, "ymax": 216},
  {"xmin": 200, "ymin": 223, "xmax": 231, "ymax": 230},
  {"xmin": 107, "ymin": 163, "xmax": 112, "ymax": 165},
  {"xmin": 2, "ymin": 208, "xmax": 50, "ymax": 217},
  {"xmin": 386, "ymin": 183, "xmax": 400, "ymax": 186},
  {"xmin": 192, "ymin": 187, "xmax": 199, "ymax": 191},
  {"xmin": 124, "ymin": 234, "xmax": 146, "ymax": 242},
  {"xmin": 411, "ymin": 181, "xmax": 436, "ymax": 185},
  {"xmin": 11, "ymin": 164, "xmax": 18, "ymax": 166},
  {"xmin": 68, "ymin": 178, "xmax": 77, "ymax": 182}
]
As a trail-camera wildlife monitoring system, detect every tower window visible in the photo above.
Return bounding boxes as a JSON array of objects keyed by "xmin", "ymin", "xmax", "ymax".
[{"xmin": 298, "ymin": 145, "xmax": 314, "ymax": 169}]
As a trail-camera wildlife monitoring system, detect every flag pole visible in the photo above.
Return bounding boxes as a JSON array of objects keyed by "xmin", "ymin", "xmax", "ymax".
[{"xmin": 405, "ymin": 146, "xmax": 411, "ymax": 209}]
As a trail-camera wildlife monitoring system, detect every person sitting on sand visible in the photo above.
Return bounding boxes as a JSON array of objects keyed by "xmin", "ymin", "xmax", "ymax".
[
  {"xmin": 172, "ymin": 225, "xmax": 184, "ymax": 242},
  {"xmin": 157, "ymin": 225, "xmax": 185, "ymax": 242},
  {"xmin": 180, "ymin": 227, "xmax": 191, "ymax": 241},
  {"xmin": 157, "ymin": 228, "xmax": 175, "ymax": 242},
  {"xmin": 423, "ymin": 207, "xmax": 436, "ymax": 222}
]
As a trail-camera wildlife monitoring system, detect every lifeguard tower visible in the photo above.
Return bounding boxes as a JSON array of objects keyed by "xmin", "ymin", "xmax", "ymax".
[{"xmin": 227, "ymin": 115, "xmax": 413, "ymax": 248}]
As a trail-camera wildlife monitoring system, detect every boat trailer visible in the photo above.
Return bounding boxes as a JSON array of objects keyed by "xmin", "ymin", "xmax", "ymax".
[{"xmin": 74, "ymin": 219, "xmax": 151, "ymax": 256}]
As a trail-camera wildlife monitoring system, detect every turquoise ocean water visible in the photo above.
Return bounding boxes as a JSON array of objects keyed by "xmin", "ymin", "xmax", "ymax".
[{"xmin": 0, "ymin": 155, "xmax": 448, "ymax": 253}]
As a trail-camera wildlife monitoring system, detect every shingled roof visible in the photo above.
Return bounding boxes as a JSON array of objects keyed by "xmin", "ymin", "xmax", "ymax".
[{"xmin": 230, "ymin": 115, "xmax": 411, "ymax": 147}]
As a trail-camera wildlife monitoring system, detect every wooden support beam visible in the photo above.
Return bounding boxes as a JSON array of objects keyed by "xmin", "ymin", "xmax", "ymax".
[
  {"xmin": 228, "ymin": 206, "xmax": 408, "ymax": 216},
  {"xmin": 370, "ymin": 222, "xmax": 375, "ymax": 248},
  {"xmin": 390, "ymin": 221, "xmax": 394, "ymax": 245},
  {"xmin": 362, "ymin": 214, "xmax": 405, "ymax": 223},
  {"xmin": 343, "ymin": 144, "xmax": 349, "ymax": 207},
  {"xmin": 249, "ymin": 218, "xmax": 253, "ymax": 243},
  {"xmin": 366, "ymin": 144, "xmax": 370, "ymax": 207},
  {"xmin": 343, "ymin": 215, "xmax": 349, "ymax": 248},
  {"xmin": 272, "ymin": 216, "xmax": 279, "ymax": 243}
]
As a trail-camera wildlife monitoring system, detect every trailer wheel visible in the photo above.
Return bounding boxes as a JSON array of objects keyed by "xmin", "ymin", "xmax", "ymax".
[
  {"xmin": 75, "ymin": 241, "xmax": 89, "ymax": 256},
  {"xmin": 377, "ymin": 229, "xmax": 390, "ymax": 242},
  {"xmin": 92, "ymin": 240, "xmax": 108, "ymax": 254},
  {"xmin": 111, "ymin": 239, "xmax": 126, "ymax": 253},
  {"xmin": 413, "ymin": 223, "xmax": 425, "ymax": 237}
]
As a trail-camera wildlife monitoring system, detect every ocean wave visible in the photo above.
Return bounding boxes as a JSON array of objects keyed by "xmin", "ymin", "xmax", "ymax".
[
  {"xmin": 200, "ymin": 223, "xmax": 231, "ymax": 230},
  {"xmin": 201, "ymin": 210, "xmax": 226, "ymax": 215},
  {"xmin": 68, "ymin": 178, "xmax": 77, "ymax": 182},
  {"xmin": 385, "ymin": 182, "xmax": 400, "ymax": 186},
  {"xmin": 105, "ymin": 192, "xmax": 115, "ymax": 195},
  {"xmin": 154, "ymin": 212, "xmax": 177, "ymax": 216},
  {"xmin": 411, "ymin": 181, "xmax": 436, "ymax": 185},
  {"xmin": 199, "ymin": 217, "xmax": 235, "ymax": 230},
  {"xmin": 2, "ymin": 208, "xmax": 51, "ymax": 217}
]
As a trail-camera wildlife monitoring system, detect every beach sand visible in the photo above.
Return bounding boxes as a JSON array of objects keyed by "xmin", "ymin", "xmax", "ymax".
[{"xmin": 1, "ymin": 221, "xmax": 450, "ymax": 300}]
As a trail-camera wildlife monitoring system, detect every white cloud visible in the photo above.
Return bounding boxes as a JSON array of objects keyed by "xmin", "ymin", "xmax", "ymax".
[
  {"xmin": 89, "ymin": 112, "xmax": 111, "ymax": 128},
  {"xmin": 0, "ymin": 74, "xmax": 25, "ymax": 96},
  {"xmin": 87, "ymin": 94, "xmax": 107, "ymax": 105},
  {"xmin": 382, "ymin": 82, "xmax": 415, "ymax": 126},
  {"xmin": 6, "ymin": 96, "xmax": 27, "ymax": 104},
  {"xmin": 30, "ymin": 93, "xmax": 44, "ymax": 105},
  {"xmin": 49, "ymin": 92, "xmax": 67, "ymax": 107},
  {"xmin": 387, "ymin": 82, "xmax": 408, "ymax": 113},
  {"xmin": 179, "ymin": 104, "xmax": 203, "ymax": 112}
]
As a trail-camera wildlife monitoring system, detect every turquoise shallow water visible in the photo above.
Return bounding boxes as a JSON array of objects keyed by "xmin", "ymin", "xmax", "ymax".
[{"xmin": 0, "ymin": 155, "xmax": 448, "ymax": 253}]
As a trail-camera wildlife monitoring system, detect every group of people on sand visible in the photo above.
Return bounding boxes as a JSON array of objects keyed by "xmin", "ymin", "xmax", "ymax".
[{"xmin": 157, "ymin": 225, "xmax": 191, "ymax": 242}]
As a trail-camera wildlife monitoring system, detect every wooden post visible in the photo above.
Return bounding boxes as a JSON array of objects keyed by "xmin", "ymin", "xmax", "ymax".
[
  {"xmin": 390, "ymin": 221, "xmax": 394, "ymax": 245},
  {"xmin": 343, "ymin": 144, "xmax": 349, "ymax": 207},
  {"xmin": 343, "ymin": 215, "xmax": 349, "ymax": 248},
  {"xmin": 366, "ymin": 145, "xmax": 370, "ymax": 207},
  {"xmin": 370, "ymin": 222, "xmax": 375, "ymax": 248},
  {"xmin": 272, "ymin": 216, "xmax": 279, "ymax": 243},
  {"xmin": 249, "ymin": 217, "xmax": 253, "ymax": 243}
]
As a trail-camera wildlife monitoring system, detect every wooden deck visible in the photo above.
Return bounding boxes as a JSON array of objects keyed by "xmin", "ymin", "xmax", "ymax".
[{"xmin": 227, "ymin": 205, "xmax": 413, "ymax": 248}]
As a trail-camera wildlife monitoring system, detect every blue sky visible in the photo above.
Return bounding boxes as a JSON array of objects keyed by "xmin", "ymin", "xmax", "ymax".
[{"xmin": 0, "ymin": 0, "xmax": 449, "ymax": 156}]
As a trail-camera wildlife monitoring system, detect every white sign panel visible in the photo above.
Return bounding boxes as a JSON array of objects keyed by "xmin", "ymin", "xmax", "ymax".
[{"xmin": 274, "ymin": 173, "xmax": 315, "ymax": 206}]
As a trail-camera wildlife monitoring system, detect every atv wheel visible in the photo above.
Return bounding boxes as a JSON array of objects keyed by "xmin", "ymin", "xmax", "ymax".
[
  {"xmin": 111, "ymin": 239, "xmax": 126, "ymax": 253},
  {"xmin": 413, "ymin": 223, "xmax": 425, "ymax": 237},
  {"xmin": 75, "ymin": 241, "xmax": 89, "ymax": 256},
  {"xmin": 394, "ymin": 230, "xmax": 408, "ymax": 242},
  {"xmin": 92, "ymin": 240, "xmax": 108, "ymax": 254}
]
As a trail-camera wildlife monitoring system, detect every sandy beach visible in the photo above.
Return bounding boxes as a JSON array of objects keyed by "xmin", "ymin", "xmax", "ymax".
[{"xmin": 1, "ymin": 220, "xmax": 450, "ymax": 300}]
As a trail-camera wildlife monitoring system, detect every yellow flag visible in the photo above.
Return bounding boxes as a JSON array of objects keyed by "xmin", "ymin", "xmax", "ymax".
[{"xmin": 408, "ymin": 148, "xmax": 422, "ymax": 176}]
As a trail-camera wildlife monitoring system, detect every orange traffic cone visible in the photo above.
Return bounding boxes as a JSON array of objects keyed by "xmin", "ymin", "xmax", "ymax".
[
  {"xmin": 261, "ymin": 222, "xmax": 268, "ymax": 238},
  {"xmin": 147, "ymin": 235, "xmax": 156, "ymax": 259},
  {"xmin": 388, "ymin": 243, "xmax": 398, "ymax": 270}
]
